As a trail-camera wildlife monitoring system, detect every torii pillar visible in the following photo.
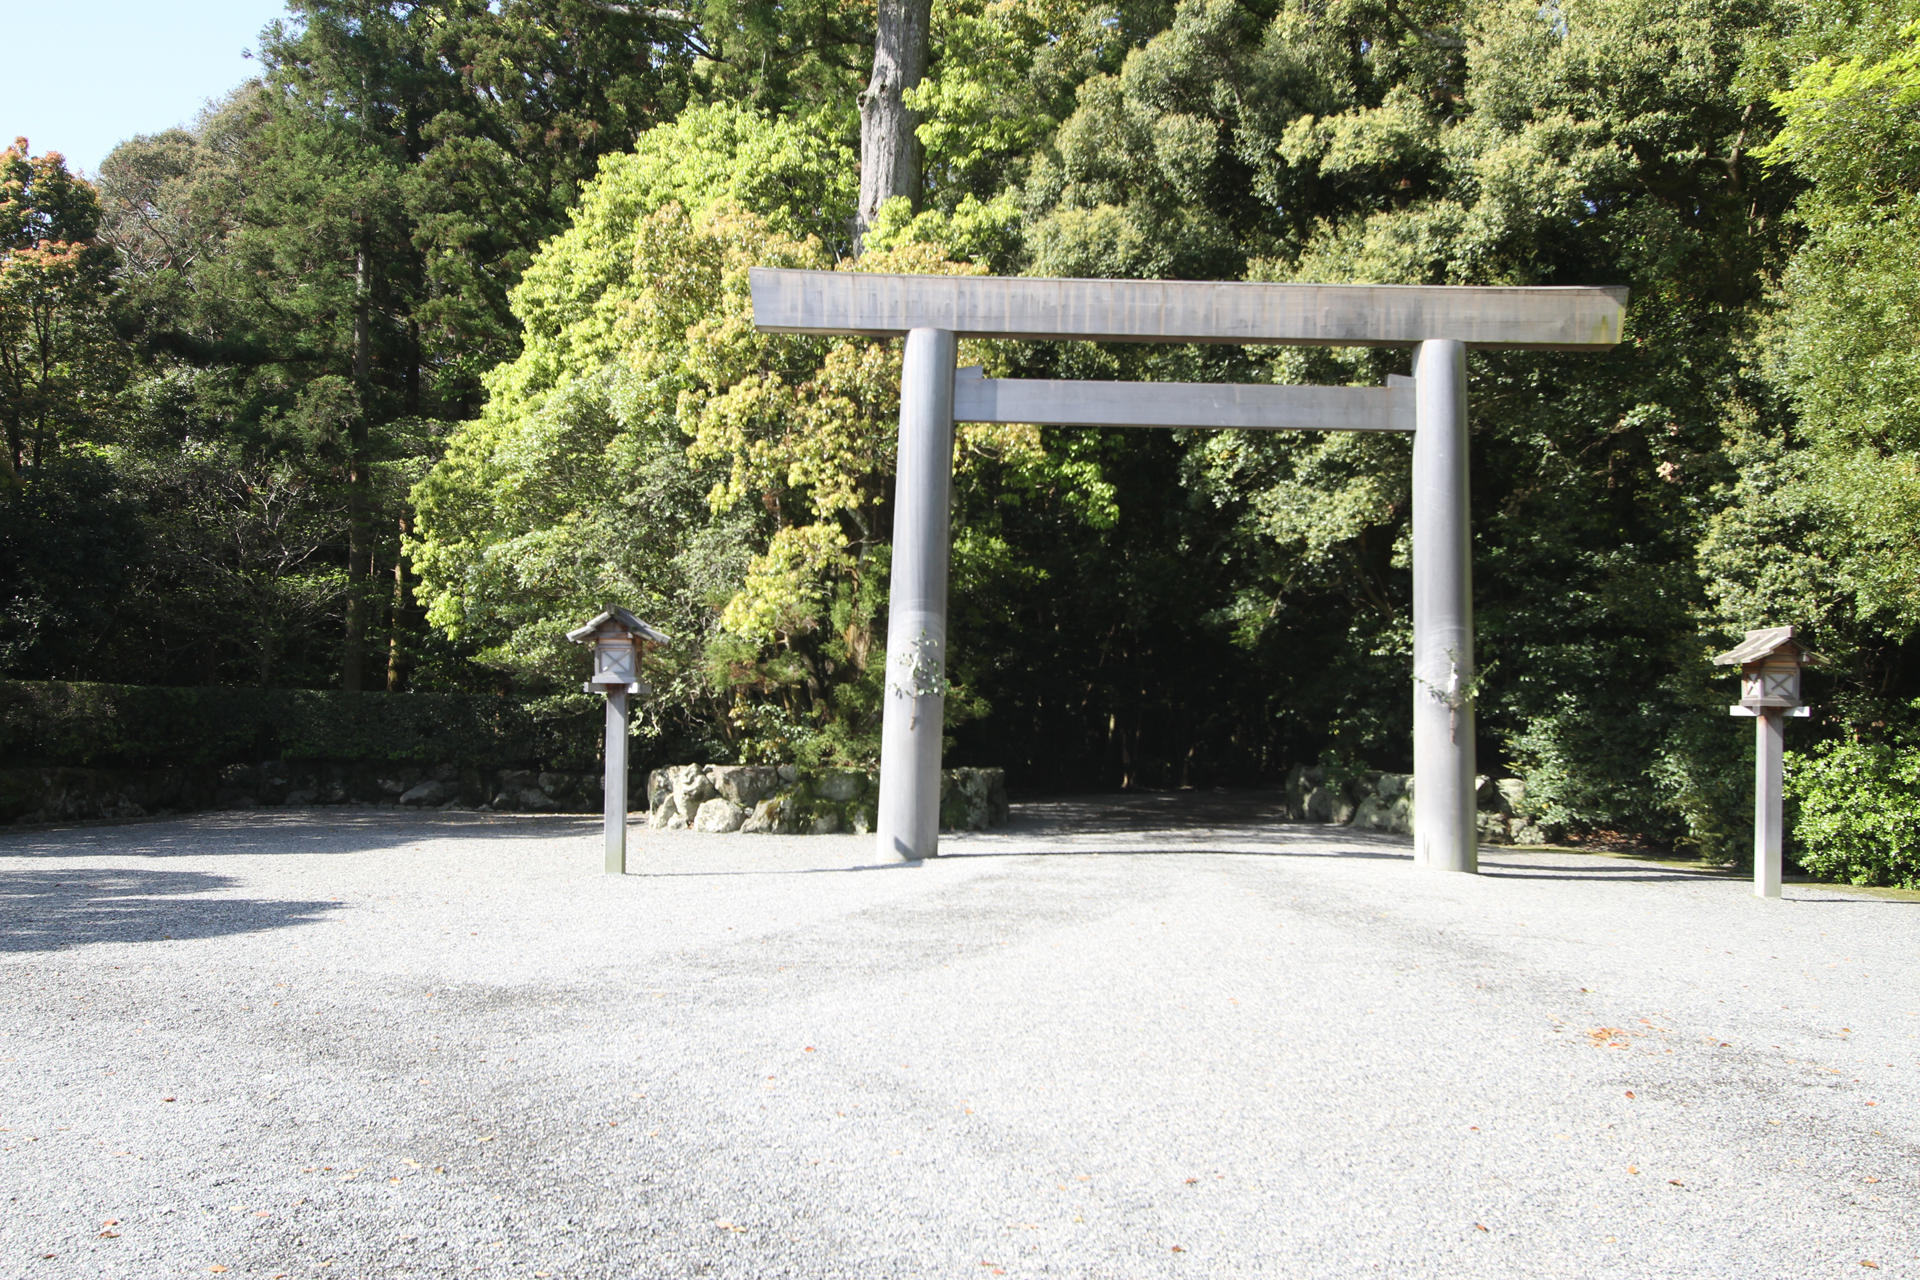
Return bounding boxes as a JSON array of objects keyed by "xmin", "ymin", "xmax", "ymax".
[{"xmin": 751, "ymin": 270, "xmax": 1627, "ymax": 867}]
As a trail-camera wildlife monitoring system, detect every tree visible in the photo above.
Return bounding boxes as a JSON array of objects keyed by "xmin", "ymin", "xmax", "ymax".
[
  {"xmin": 411, "ymin": 105, "xmax": 879, "ymax": 761},
  {"xmin": 0, "ymin": 139, "xmax": 125, "ymax": 480},
  {"xmin": 858, "ymin": 0, "xmax": 935, "ymax": 240},
  {"xmin": 863, "ymin": 0, "xmax": 1800, "ymax": 835},
  {"xmin": 1704, "ymin": 6, "xmax": 1920, "ymax": 728}
]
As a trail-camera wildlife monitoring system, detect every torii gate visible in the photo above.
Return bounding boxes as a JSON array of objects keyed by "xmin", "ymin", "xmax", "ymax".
[{"xmin": 750, "ymin": 269, "xmax": 1627, "ymax": 873}]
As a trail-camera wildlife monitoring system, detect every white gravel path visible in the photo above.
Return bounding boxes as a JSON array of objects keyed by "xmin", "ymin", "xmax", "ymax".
[{"xmin": 1, "ymin": 793, "xmax": 1916, "ymax": 1279}]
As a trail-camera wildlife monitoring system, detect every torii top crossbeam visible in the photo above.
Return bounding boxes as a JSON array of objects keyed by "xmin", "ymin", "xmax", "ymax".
[
  {"xmin": 748, "ymin": 267, "xmax": 1627, "ymax": 874},
  {"xmin": 749, "ymin": 268, "xmax": 1627, "ymax": 350}
]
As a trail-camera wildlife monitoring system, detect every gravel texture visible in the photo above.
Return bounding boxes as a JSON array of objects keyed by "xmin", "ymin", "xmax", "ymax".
[{"xmin": 1, "ymin": 793, "xmax": 1916, "ymax": 1278}]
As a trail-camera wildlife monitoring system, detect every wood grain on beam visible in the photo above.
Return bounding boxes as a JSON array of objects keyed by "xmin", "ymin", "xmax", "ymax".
[
  {"xmin": 750, "ymin": 269, "xmax": 1627, "ymax": 350},
  {"xmin": 951, "ymin": 368, "xmax": 1413, "ymax": 431}
]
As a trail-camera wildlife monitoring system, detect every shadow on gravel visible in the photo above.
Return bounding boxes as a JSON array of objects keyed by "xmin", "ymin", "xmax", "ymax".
[{"xmin": 0, "ymin": 867, "xmax": 342, "ymax": 951}]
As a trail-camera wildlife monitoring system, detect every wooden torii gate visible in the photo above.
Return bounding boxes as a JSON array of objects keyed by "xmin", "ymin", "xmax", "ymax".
[{"xmin": 750, "ymin": 269, "xmax": 1627, "ymax": 872}]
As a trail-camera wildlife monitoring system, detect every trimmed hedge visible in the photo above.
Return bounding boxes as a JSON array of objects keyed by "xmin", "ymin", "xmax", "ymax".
[{"xmin": 0, "ymin": 680, "xmax": 566, "ymax": 770}]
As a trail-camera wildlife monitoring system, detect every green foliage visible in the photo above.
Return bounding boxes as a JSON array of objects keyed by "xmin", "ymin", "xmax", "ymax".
[
  {"xmin": 0, "ymin": 456, "xmax": 144, "ymax": 680},
  {"xmin": 0, "ymin": 679, "xmax": 558, "ymax": 770},
  {"xmin": 1696, "ymin": 0, "xmax": 1920, "ymax": 794},
  {"xmin": 1788, "ymin": 727, "xmax": 1920, "ymax": 887},
  {"xmin": 0, "ymin": 139, "xmax": 125, "ymax": 480},
  {"xmin": 411, "ymin": 106, "xmax": 880, "ymax": 763}
]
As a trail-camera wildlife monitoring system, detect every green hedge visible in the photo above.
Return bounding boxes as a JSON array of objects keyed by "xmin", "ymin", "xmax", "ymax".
[
  {"xmin": 1787, "ymin": 736, "xmax": 1920, "ymax": 889},
  {"xmin": 0, "ymin": 680, "xmax": 573, "ymax": 770}
]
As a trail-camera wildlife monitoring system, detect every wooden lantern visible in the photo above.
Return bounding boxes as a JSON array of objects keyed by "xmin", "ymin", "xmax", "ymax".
[
  {"xmin": 1712, "ymin": 625, "xmax": 1817, "ymax": 709},
  {"xmin": 567, "ymin": 606, "xmax": 669, "ymax": 874}
]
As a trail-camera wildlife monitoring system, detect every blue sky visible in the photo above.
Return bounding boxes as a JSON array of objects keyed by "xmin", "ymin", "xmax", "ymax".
[{"xmin": 3, "ymin": 0, "xmax": 292, "ymax": 175}]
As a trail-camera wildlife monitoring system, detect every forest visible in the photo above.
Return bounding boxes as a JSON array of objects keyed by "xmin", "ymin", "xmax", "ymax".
[{"xmin": 6, "ymin": 0, "xmax": 1920, "ymax": 882}]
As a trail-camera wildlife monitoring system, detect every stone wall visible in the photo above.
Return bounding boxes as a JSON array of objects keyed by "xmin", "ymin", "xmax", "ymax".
[
  {"xmin": 647, "ymin": 764, "xmax": 1010, "ymax": 835},
  {"xmin": 1283, "ymin": 764, "xmax": 1555, "ymax": 846}
]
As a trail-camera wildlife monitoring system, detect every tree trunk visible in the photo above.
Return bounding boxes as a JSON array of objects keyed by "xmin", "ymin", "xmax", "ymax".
[
  {"xmin": 387, "ymin": 515, "xmax": 412, "ymax": 692},
  {"xmin": 342, "ymin": 227, "xmax": 373, "ymax": 692},
  {"xmin": 856, "ymin": 0, "xmax": 933, "ymax": 246}
]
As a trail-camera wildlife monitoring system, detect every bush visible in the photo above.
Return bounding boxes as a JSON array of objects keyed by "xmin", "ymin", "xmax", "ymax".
[
  {"xmin": 0, "ymin": 679, "xmax": 576, "ymax": 770},
  {"xmin": 1787, "ymin": 736, "xmax": 1920, "ymax": 888}
]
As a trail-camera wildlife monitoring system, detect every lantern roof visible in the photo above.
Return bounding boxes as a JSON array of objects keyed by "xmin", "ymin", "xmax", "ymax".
[
  {"xmin": 1712, "ymin": 625, "xmax": 1824, "ymax": 667},
  {"xmin": 566, "ymin": 606, "xmax": 669, "ymax": 646}
]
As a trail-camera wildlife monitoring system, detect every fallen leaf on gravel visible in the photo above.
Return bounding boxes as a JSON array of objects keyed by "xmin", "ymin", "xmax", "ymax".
[
  {"xmin": 1474, "ymin": 1224, "xmax": 1488, "ymax": 1232},
  {"xmin": 404, "ymin": 1159, "xmax": 422, "ymax": 1168},
  {"xmin": 98, "ymin": 1231, "xmax": 119, "ymax": 1239},
  {"xmin": 1862, "ymin": 1262, "xmax": 1879, "ymax": 1269},
  {"xmin": 1171, "ymin": 1245, "xmax": 1185, "ymax": 1252},
  {"xmin": 1669, "ymin": 1180, "xmax": 1683, "ymax": 1187},
  {"xmin": 209, "ymin": 1267, "xmax": 229, "ymax": 1274},
  {"xmin": 1628, "ymin": 1166, "xmax": 1638, "ymax": 1175},
  {"xmin": 1624, "ymin": 1091, "xmax": 1634, "ymax": 1099},
  {"xmin": 714, "ymin": 1219, "xmax": 747, "ymax": 1233}
]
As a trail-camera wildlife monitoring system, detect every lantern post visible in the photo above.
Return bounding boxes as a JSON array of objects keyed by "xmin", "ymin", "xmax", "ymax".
[
  {"xmin": 1714, "ymin": 626, "xmax": 1819, "ymax": 899},
  {"xmin": 568, "ymin": 607, "xmax": 669, "ymax": 874}
]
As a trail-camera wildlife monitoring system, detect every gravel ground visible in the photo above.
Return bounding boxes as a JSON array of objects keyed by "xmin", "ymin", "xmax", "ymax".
[{"xmin": 1, "ymin": 793, "xmax": 1916, "ymax": 1279}]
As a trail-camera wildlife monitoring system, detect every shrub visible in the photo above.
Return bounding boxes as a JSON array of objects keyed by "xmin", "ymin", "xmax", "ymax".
[
  {"xmin": 1787, "ymin": 735, "xmax": 1920, "ymax": 888},
  {"xmin": 0, "ymin": 679, "xmax": 574, "ymax": 770}
]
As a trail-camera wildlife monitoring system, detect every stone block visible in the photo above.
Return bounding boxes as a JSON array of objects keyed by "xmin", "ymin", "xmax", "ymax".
[
  {"xmin": 1304, "ymin": 784, "xmax": 1355, "ymax": 825},
  {"xmin": 516, "ymin": 788, "xmax": 559, "ymax": 812},
  {"xmin": 939, "ymin": 767, "xmax": 1007, "ymax": 831},
  {"xmin": 668, "ymin": 764, "xmax": 717, "ymax": 823},
  {"xmin": 693, "ymin": 798, "xmax": 747, "ymax": 832},
  {"xmin": 815, "ymin": 770, "xmax": 865, "ymax": 803},
  {"xmin": 1495, "ymin": 778, "xmax": 1526, "ymax": 817},
  {"xmin": 741, "ymin": 798, "xmax": 781, "ymax": 834},
  {"xmin": 709, "ymin": 765, "xmax": 780, "ymax": 808},
  {"xmin": 1510, "ymin": 819, "xmax": 1552, "ymax": 846},
  {"xmin": 400, "ymin": 779, "xmax": 449, "ymax": 807},
  {"xmin": 648, "ymin": 789, "xmax": 675, "ymax": 829}
]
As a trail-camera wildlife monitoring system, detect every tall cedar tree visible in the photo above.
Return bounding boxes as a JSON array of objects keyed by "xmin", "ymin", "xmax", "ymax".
[{"xmin": 182, "ymin": 1, "xmax": 695, "ymax": 689}]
